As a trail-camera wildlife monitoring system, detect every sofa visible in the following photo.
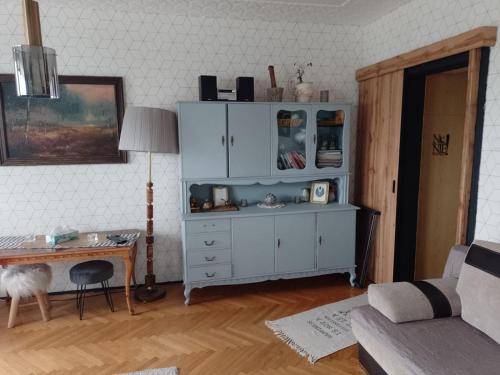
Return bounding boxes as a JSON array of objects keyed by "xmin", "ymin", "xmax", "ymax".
[{"xmin": 351, "ymin": 242, "xmax": 500, "ymax": 375}]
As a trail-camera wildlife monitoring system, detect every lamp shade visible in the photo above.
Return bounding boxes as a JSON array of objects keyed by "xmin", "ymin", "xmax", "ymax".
[{"xmin": 119, "ymin": 106, "xmax": 178, "ymax": 154}]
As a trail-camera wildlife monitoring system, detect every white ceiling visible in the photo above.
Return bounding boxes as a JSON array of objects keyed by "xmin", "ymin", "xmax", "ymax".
[{"xmin": 38, "ymin": 0, "xmax": 413, "ymax": 26}]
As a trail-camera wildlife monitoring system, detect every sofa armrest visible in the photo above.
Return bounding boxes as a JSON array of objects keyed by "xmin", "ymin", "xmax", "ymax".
[
  {"xmin": 442, "ymin": 245, "xmax": 469, "ymax": 278},
  {"xmin": 368, "ymin": 278, "xmax": 461, "ymax": 323}
]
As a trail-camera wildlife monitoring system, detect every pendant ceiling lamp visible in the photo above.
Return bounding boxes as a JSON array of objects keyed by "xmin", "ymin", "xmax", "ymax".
[{"xmin": 13, "ymin": 0, "xmax": 59, "ymax": 98}]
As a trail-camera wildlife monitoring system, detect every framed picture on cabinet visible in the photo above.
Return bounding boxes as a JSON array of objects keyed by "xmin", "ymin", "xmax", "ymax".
[
  {"xmin": 213, "ymin": 186, "xmax": 229, "ymax": 207},
  {"xmin": 310, "ymin": 181, "xmax": 329, "ymax": 204}
]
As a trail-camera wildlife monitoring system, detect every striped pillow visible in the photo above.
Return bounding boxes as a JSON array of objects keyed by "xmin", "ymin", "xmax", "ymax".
[
  {"xmin": 368, "ymin": 278, "xmax": 461, "ymax": 323},
  {"xmin": 457, "ymin": 241, "xmax": 500, "ymax": 344}
]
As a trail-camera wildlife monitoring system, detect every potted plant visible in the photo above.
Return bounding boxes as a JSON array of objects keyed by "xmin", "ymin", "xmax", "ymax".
[{"xmin": 294, "ymin": 62, "xmax": 313, "ymax": 102}]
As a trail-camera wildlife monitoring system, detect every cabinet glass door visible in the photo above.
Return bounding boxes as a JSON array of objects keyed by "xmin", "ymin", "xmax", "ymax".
[
  {"xmin": 272, "ymin": 105, "xmax": 310, "ymax": 175},
  {"xmin": 313, "ymin": 106, "xmax": 348, "ymax": 173}
]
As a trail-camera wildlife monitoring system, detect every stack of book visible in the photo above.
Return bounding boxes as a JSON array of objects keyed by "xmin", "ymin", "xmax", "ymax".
[
  {"xmin": 278, "ymin": 151, "xmax": 306, "ymax": 169},
  {"xmin": 317, "ymin": 149, "xmax": 342, "ymax": 167}
]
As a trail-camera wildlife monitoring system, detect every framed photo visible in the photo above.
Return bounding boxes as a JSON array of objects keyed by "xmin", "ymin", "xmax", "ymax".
[
  {"xmin": 0, "ymin": 75, "xmax": 126, "ymax": 165},
  {"xmin": 310, "ymin": 181, "xmax": 329, "ymax": 204},
  {"xmin": 213, "ymin": 186, "xmax": 229, "ymax": 207}
]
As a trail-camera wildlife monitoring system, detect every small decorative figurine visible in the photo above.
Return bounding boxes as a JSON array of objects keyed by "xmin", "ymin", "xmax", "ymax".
[
  {"xmin": 202, "ymin": 200, "xmax": 214, "ymax": 210},
  {"xmin": 264, "ymin": 193, "xmax": 277, "ymax": 206}
]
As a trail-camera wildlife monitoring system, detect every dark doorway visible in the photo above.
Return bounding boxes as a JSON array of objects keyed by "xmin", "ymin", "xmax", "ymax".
[{"xmin": 393, "ymin": 48, "xmax": 490, "ymax": 282}]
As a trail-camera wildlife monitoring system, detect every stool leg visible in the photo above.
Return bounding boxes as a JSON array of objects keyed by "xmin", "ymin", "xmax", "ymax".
[
  {"xmin": 78, "ymin": 285, "xmax": 86, "ymax": 320},
  {"xmin": 102, "ymin": 281, "xmax": 114, "ymax": 313},
  {"xmin": 44, "ymin": 293, "xmax": 51, "ymax": 311},
  {"xmin": 7, "ymin": 296, "xmax": 20, "ymax": 329},
  {"xmin": 34, "ymin": 292, "xmax": 50, "ymax": 322}
]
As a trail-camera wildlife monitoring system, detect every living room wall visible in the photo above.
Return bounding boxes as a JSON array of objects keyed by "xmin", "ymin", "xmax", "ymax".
[
  {"xmin": 0, "ymin": 0, "xmax": 362, "ymax": 291},
  {"xmin": 362, "ymin": 0, "xmax": 500, "ymax": 243}
]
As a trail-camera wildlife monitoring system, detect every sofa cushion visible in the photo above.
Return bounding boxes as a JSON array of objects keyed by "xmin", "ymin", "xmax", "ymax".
[
  {"xmin": 442, "ymin": 244, "xmax": 469, "ymax": 278},
  {"xmin": 368, "ymin": 278, "xmax": 461, "ymax": 323},
  {"xmin": 351, "ymin": 305, "xmax": 500, "ymax": 375},
  {"xmin": 456, "ymin": 241, "xmax": 500, "ymax": 344}
]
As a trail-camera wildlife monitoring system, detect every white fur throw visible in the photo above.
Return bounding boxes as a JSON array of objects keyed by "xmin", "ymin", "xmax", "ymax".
[{"xmin": 0, "ymin": 264, "xmax": 52, "ymax": 298}]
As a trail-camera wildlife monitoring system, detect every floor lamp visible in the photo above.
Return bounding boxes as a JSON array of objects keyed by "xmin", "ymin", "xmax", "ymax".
[{"xmin": 119, "ymin": 107, "xmax": 178, "ymax": 302}]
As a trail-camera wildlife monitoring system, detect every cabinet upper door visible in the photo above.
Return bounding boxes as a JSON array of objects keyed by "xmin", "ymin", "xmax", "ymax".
[
  {"xmin": 232, "ymin": 216, "xmax": 275, "ymax": 278},
  {"xmin": 317, "ymin": 210, "xmax": 356, "ymax": 269},
  {"xmin": 275, "ymin": 213, "xmax": 315, "ymax": 273},
  {"xmin": 179, "ymin": 103, "xmax": 227, "ymax": 179},
  {"xmin": 228, "ymin": 104, "xmax": 271, "ymax": 177},
  {"xmin": 311, "ymin": 104, "xmax": 350, "ymax": 174},
  {"xmin": 271, "ymin": 104, "xmax": 312, "ymax": 176}
]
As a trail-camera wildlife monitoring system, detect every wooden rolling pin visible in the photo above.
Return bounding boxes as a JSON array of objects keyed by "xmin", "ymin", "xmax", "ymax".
[{"xmin": 268, "ymin": 66, "xmax": 277, "ymax": 88}]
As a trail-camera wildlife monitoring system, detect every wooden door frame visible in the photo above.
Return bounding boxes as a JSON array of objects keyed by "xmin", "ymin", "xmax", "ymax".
[{"xmin": 355, "ymin": 27, "xmax": 497, "ymax": 283}]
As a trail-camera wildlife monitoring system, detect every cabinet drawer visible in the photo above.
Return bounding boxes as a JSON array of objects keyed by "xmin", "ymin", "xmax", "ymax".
[
  {"xmin": 186, "ymin": 232, "xmax": 231, "ymax": 250},
  {"xmin": 186, "ymin": 219, "xmax": 230, "ymax": 234},
  {"xmin": 187, "ymin": 264, "xmax": 232, "ymax": 282},
  {"xmin": 187, "ymin": 249, "xmax": 231, "ymax": 267}
]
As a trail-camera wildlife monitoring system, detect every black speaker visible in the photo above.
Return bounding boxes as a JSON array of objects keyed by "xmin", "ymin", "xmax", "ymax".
[
  {"xmin": 236, "ymin": 77, "xmax": 254, "ymax": 102},
  {"xmin": 199, "ymin": 75, "xmax": 218, "ymax": 101}
]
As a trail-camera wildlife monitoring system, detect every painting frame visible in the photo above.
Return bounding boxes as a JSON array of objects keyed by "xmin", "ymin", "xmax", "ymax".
[
  {"xmin": 310, "ymin": 181, "xmax": 330, "ymax": 204},
  {"xmin": 0, "ymin": 74, "xmax": 126, "ymax": 166}
]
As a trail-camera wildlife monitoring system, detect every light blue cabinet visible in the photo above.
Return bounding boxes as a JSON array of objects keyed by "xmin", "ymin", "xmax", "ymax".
[
  {"xmin": 232, "ymin": 216, "xmax": 275, "ymax": 277},
  {"xmin": 228, "ymin": 104, "xmax": 271, "ymax": 178},
  {"xmin": 179, "ymin": 103, "xmax": 227, "ymax": 179},
  {"xmin": 179, "ymin": 101, "xmax": 357, "ymax": 304},
  {"xmin": 275, "ymin": 213, "xmax": 316, "ymax": 273},
  {"xmin": 317, "ymin": 211, "xmax": 356, "ymax": 269}
]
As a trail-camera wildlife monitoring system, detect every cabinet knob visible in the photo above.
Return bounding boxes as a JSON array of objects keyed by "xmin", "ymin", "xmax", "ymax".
[
  {"xmin": 230, "ymin": 135, "xmax": 234, "ymax": 146},
  {"xmin": 205, "ymin": 272, "xmax": 216, "ymax": 278},
  {"xmin": 277, "ymin": 238, "xmax": 281, "ymax": 248},
  {"xmin": 205, "ymin": 256, "xmax": 216, "ymax": 262},
  {"xmin": 204, "ymin": 240, "xmax": 215, "ymax": 246},
  {"xmin": 222, "ymin": 135, "xmax": 225, "ymax": 146}
]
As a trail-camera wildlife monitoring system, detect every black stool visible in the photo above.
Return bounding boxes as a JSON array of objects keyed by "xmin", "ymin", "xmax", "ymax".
[{"xmin": 69, "ymin": 260, "xmax": 114, "ymax": 320}]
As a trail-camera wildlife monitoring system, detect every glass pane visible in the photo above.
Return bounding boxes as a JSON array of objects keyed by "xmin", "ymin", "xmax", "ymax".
[
  {"xmin": 316, "ymin": 110, "xmax": 344, "ymax": 168},
  {"xmin": 276, "ymin": 109, "xmax": 307, "ymax": 170}
]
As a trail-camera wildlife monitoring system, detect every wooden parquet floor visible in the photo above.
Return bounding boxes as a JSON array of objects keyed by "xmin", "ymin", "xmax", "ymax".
[{"xmin": 0, "ymin": 275, "xmax": 367, "ymax": 375}]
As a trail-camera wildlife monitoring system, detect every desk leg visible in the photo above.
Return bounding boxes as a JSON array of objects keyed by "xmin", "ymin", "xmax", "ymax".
[{"xmin": 124, "ymin": 256, "xmax": 135, "ymax": 315}]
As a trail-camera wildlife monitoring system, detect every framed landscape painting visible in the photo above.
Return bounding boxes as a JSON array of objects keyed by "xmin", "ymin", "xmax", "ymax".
[{"xmin": 0, "ymin": 75, "xmax": 126, "ymax": 165}]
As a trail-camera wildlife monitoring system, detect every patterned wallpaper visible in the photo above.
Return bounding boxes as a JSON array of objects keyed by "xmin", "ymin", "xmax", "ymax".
[
  {"xmin": 362, "ymin": 0, "xmax": 500, "ymax": 242},
  {"xmin": 0, "ymin": 0, "xmax": 362, "ymax": 291}
]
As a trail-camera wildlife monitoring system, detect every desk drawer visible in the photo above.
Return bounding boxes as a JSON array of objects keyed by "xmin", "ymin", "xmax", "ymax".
[
  {"xmin": 187, "ymin": 249, "xmax": 231, "ymax": 267},
  {"xmin": 186, "ymin": 219, "xmax": 230, "ymax": 234},
  {"xmin": 188, "ymin": 264, "xmax": 232, "ymax": 282},
  {"xmin": 186, "ymin": 232, "xmax": 231, "ymax": 250}
]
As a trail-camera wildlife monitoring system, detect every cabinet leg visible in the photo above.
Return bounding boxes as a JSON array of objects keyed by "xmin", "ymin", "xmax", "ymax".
[
  {"xmin": 184, "ymin": 286, "xmax": 191, "ymax": 305},
  {"xmin": 349, "ymin": 270, "xmax": 356, "ymax": 287}
]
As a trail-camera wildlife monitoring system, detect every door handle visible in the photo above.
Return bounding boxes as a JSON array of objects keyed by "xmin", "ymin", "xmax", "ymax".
[
  {"xmin": 313, "ymin": 134, "xmax": 317, "ymax": 144},
  {"xmin": 205, "ymin": 272, "xmax": 216, "ymax": 278},
  {"xmin": 205, "ymin": 256, "xmax": 216, "ymax": 262},
  {"xmin": 319, "ymin": 235, "xmax": 322, "ymax": 246},
  {"xmin": 277, "ymin": 238, "xmax": 281, "ymax": 248},
  {"xmin": 222, "ymin": 135, "xmax": 225, "ymax": 146},
  {"xmin": 230, "ymin": 136, "xmax": 234, "ymax": 146},
  {"xmin": 204, "ymin": 240, "xmax": 215, "ymax": 246},
  {"xmin": 392, "ymin": 180, "xmax": 396, "ymax": 193}
]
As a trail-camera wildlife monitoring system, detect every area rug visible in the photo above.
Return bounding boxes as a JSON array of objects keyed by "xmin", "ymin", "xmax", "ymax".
[
  {"xmin": 265, "ymin": 294, "xmax": 368, "ymax": 363},
  {"xmin": 119, "ymin": 367, "xmax": 178, "ymax": 375}
]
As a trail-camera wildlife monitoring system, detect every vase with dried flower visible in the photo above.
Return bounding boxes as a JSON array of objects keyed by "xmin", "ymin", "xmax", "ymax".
[{"xmin": 294, "ymin": 62, "xmax": 313, "ymax": 102}]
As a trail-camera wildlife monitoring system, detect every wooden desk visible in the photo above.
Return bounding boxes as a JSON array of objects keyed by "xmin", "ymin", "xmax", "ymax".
[{"xmin": 0, "ymin": 231, "xmax": 139, "ymax": 315}]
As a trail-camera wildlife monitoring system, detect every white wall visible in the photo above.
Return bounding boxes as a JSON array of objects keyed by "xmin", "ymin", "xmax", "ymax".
[
  {"xmin": 362, "ymin": 0, "xmax": 500, "ymax": 242},
  {"xmin": 0, "ymin": 0, "xmax": 362, "ymax": 291}
]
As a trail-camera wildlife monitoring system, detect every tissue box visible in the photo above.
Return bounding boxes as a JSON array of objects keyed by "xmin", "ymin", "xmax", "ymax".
[{"xmin": 45, "ymin": 230, "xmax": 79, "ymax": 246}]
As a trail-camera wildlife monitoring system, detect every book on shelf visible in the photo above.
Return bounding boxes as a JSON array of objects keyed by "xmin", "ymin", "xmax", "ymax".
[
  {"xmin": 317, "ymin": 149, "xmax": 342, "ymax": 167},
  {"xmin": 279, "ymin": 151, "xmax": 305, "ymax": 169}
]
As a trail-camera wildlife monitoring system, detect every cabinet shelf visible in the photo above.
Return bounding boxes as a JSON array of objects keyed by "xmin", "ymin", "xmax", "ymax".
[{"xmin": 184, "ymin": 202, "xmax": 358, "ymax": 220}]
